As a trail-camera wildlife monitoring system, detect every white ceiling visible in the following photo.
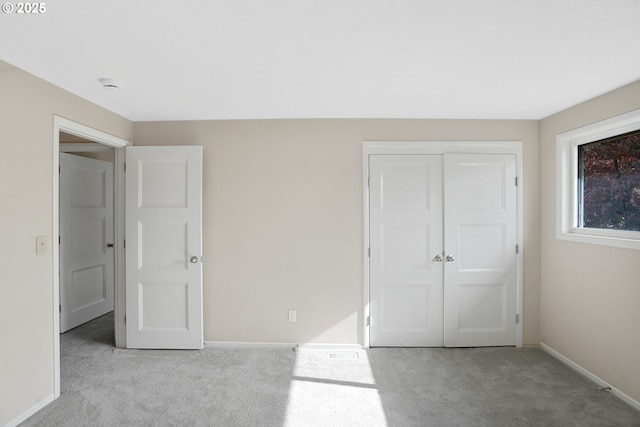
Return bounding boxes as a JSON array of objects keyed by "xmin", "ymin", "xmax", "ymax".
[{"xmin": 1, "ymin": 0, "xmax": 640, "ymax": 121}]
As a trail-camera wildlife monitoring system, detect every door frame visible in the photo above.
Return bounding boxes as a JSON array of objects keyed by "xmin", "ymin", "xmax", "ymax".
[
  {"xmin": 52, "ymin": 116, "xmax": 131, "ymax": 398},
  {"xmin": 362, "ymin": 141, "xmax": 524, "ymax": 348}
]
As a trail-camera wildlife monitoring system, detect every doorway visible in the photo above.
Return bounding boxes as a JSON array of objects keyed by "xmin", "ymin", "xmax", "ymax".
[
  {"xmin": 362, "ymin": 141, "xmax": 524, "ymax": 348},
  {"xmin": 52, "ymin": 116, "xmax": 130, "ymax": 398}
]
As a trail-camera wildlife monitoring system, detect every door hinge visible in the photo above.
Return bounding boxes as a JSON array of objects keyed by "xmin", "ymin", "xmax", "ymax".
[
  {"xmin": 515, "ymin": 244, "xmax": 519, "ymax": 254},
  {"xmin": 124, "ymin": 162, "xmax": 126, "ymax": 172},
  {"xmin": 59, "ymin": 305, "xmax": 61, "ymax": 313},
  {"xmin": 124, "ymin": 315, "xmax": 126, "ymax": 324},
  {"xmin": 366, "ymin": 316, "xmax": 370, "ymax": 327},
  {"xmin": 123, "ymin": 240, "xmax": 126, "ymax": 249},
  {"xmin": 516, "ymin": 313, "xmax": 520, "ymax": 324},
  {"xmin": 515, "ymin": 176, "xmax": 518, "ymax": 186},
  {"xmin": 367, "ymin": 247, "xmax": 370, "ymax": 258},
  {"xmin": 59, "ymin": 236, "xmax": 61, "ymax": 245},
  {"xmin": 59, "ymin": 166, "xmax": 61, "ymax": 174},
  {"xmin": 367, "ymin": 176, "xmax": 370, "ymax": 187}
]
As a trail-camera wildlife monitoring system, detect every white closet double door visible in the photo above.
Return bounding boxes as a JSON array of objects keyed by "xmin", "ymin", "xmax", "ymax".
[{"xmin": 369, "ymin": 154, "xmax": 517, "ymax": 347}]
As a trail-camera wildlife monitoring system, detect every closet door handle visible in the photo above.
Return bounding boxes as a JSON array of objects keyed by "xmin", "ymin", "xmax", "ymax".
[
  {"xmin": 445, "ymin": 254, "xmax": 455, "ymax": 262},
  {"xmin": 433, "ymin": 254, "xmax": 443, "ymax": 262}
]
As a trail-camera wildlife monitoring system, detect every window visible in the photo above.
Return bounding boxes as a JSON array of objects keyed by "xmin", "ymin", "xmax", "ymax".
[
  {"xmin": 557, "ymin": 108, "xmax": 640, "ymax": 250},
  {"xmin": 578, "ymin": 130, "xmax": 640, "ymax": 232}
]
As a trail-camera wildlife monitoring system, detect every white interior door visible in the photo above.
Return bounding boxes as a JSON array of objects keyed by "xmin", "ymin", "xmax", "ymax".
[
  {"xmin": 368, "ymin": 152, "xmax": 518, "ymax": 347},
  {"xmin": 125, "ymin": 146, "xmax": 203, "ymax": 349},
  {"xmin": 443, "ymin": 154, "xmax": 517, "ymax": 347},
  {"xmin": 369, "ymin": 155, "xmax": 444, "ymax": 346},
  {"xmin": 59, "ymin": 153, "xmax": 114, "ymax": 332}
]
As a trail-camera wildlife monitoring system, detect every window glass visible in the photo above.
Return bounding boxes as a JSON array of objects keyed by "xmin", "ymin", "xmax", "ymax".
[{"xmin": 577, "ymin": 129, "xmax": 640, "ymax": 232}]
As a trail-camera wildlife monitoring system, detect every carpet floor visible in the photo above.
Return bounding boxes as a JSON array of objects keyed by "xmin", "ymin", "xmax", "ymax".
[{"xmin": 21, "ymin": 312, "xmax": 640, "ymax": 426}]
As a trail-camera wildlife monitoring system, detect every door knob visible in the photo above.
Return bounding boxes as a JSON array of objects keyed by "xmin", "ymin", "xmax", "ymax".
[
  {"xmin": 106, "ymin": 243, "xmax": 114, "ymax": 248},
  {"xmin": 190, "ymin": 256, "xmax": 199, "ymax": 264},
  {"xmin": 445, "ymin": 254, "xmax": 455, "ymax": 262},
  {"xmin": 433, "ymin": 254, "xmax": 443, "ymax": 262}
]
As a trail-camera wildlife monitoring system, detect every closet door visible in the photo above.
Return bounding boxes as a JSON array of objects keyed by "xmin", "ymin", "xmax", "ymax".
[
  {"xmin": 443, "ymin": 154, "xmax": 517, "ymax": 347},
  {"xmin": 368, "ymin": 152, "xmax": 518, "ymax": 347},
  {"xmin": 369, "ymin": 155, "xmax": 444, "ymax": 346}
]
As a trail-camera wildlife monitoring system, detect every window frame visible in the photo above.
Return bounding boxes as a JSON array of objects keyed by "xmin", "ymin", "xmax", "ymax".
[{"xmin": 556, "ymin": 108, "xmax": 640, "ymax": 250}]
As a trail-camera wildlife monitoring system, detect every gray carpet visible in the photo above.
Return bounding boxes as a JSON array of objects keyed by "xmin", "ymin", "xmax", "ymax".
[{"xmin": 21, "ymin": 312, "xmax": 640, "ymax": 426}]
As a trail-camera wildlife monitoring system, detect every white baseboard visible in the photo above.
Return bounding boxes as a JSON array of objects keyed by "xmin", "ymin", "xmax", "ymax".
[
  {"xmin": 540, "ymin": 342, "xmax": 640, "ymax": 412},
  {"xmin": 297, "ymin": 343, "xmax": 363, "ymax": 350},
  {"xmin": 205, "ymin": 341, "xmax": 297, "ymax": 349},
  {"xmin": 3, "ymin": 394, "xmax": 55, "ymax": 427},
  {"xmin": 205, "ymin": 341, "xmax": 363, "ymax": 350}
]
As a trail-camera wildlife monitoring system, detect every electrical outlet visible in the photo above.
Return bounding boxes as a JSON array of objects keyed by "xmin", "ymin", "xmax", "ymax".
[
  {"xmin": 288, "ymin": 310, "xmax": 297, "ymax": 323},
  {"xmin": 36, "ymin": 235, "xmax": 47, "ymax": 255}
]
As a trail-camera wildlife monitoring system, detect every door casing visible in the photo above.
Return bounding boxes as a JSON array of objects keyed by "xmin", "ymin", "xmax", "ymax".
[
  {"xmin": 362, "ymin": 141, "xmax": 524, "ymax": 348},
  {"xmin": 53, "ymin": 116, "xmax": 131, "ymax": 398}
]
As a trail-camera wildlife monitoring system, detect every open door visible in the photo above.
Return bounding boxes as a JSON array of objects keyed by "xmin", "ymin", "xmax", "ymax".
[
  {"xmin": 59, "ymin": 153, "xmax": 115, "ymax": 332},
  {"xmin": 125, "ymin": 146, "xmax": 203, "ymax": 349}
]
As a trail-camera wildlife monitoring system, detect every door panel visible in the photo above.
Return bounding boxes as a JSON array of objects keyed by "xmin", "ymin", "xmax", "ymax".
[
  {"xmin": 125, "ymin": 146, "xmax": 203, "ymax": 349},
  {"xmin": 443, "ymin": 154, "xmax": 517, "ymax": 347},
  {"xmin": 60, "ymin": 153, "xmax": 114, "ymax": 332},
  {"xmin": 369, "ymin": 155, "xmax": 444, "ymax": 346}
]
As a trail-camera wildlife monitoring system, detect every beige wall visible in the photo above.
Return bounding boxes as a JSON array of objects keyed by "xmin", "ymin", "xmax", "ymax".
[
  {"xmin": 134, "ymin": 119, "xmax": 541, "ymax": 346},
  {"xmin": 540, "ymin": 80, "xmax": 640, "ymax": 403},
  {"xmin": 0, "ymin": 61, "xmax": 132, "ymax": 425}
]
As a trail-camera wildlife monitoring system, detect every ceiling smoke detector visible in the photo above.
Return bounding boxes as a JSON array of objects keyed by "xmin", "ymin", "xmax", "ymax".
[{"xmin": 98, "ymin": 78, "xmax": 123, "ymax": 89}]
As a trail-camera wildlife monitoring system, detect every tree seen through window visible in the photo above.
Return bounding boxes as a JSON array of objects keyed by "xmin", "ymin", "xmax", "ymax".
[{"xmin": 578, "ymin": 129, "xmax": 640, "ymax": 231}]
